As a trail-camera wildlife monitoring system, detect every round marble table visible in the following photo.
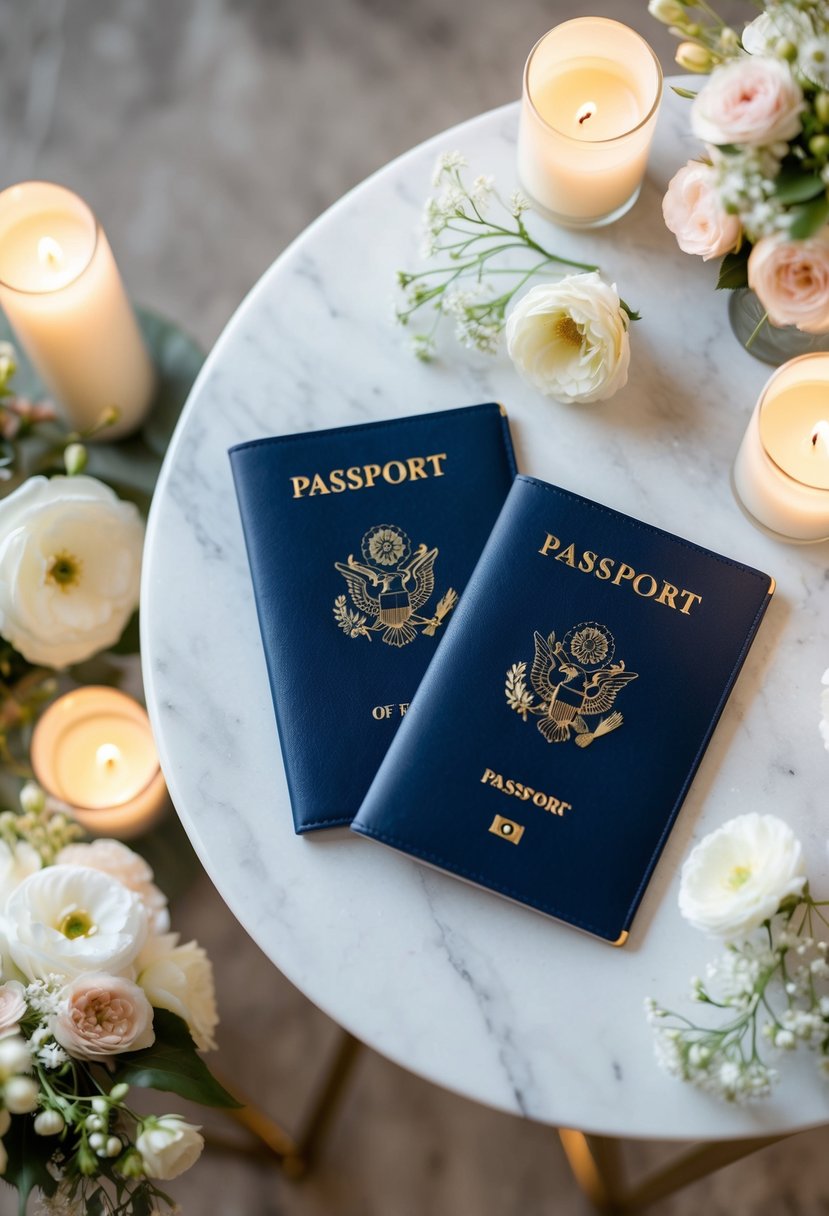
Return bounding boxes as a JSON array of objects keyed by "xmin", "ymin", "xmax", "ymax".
[{"xmin": 142, "ymin": 85, "xmax": 829, "ymax": 1141}]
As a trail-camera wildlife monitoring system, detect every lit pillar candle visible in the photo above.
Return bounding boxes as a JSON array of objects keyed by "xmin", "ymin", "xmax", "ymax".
[
  {"xmin": 733, "ymin": 353, "xmax": 829, "ymax": 542},
  {"xmin": 517, "ymin": 18, "xmax": 663, "ymax": 228},
  {"xmin": 31, "ymin": 687, "xmax": 168, "ymax": 839},
  {"xmin": 0, "ymin": 182, "xmax": 155, "ymax": 439}
]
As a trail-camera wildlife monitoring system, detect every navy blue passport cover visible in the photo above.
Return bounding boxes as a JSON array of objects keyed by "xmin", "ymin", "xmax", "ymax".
[
  {"xmin": 229, "ymin": 403, "xmax": 516, "ymax": 834},
  {"xmin": 352, "ymin": 475, "xmax": 774, "ymax": 943}
]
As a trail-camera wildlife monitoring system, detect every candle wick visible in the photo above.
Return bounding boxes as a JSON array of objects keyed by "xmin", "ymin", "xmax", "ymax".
[{"xmin": 576, "ymin": 102, "xmax": 596, "ymax": 126}]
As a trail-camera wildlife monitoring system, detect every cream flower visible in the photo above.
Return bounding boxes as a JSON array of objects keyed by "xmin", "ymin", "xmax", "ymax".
[
  {"xmin": 52, "ymin": 972, "xmax": 154, "ymax": 1060},
  {"xmin": 136, "ymin": 933, "xmax": 218, "ymax": 1051},
  {"xmin": 691, "ymin": 58, "xmax": 804, "ymax": 147},
  {"xmin": 0, "ymin": 475, "xmax": 144, "ymax": 668},
  {"xmin": 56, "ymin": 841, "xmax": 169, "ymax": 934},
  {"xmin": 821, "ymin": 668, "xmax": 829, "ymax": 751},
  {"xmin": 678, "ymin": 814, "xmax": 806, "ymax": 939},
  {"xmin": 0, "ymin": 982, "xmax": 27, "ymax": 1038},
  {"xmin": 3, "ymin": 865, "xmax": 148, "ymax": 982},
  {"xmin": 136, "ymin": 1115, "xmax": 204, "ymax": 1180},
  {"xmin": 0, "ymin": 840, "xmax": 42, "ymax": 907},
  {"xmin": 505, "ymin": 275, "xmax": 630, "ymax": 405},
  {"xmin": 748, "ymin": 231, "xmax": 829, "ymax": 333},
  {"xmin": 742, "ymin": 10, "xmax": 814, "ymax": 57},
  {"xmin": 662, "ymin": 161, "xmax": 742, "ymax": 261}
]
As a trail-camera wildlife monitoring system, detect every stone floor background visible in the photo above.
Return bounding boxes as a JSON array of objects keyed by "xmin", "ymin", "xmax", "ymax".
[{"xmin": 1, "ymin": 1, "xmax": 827, "ymax": 1213}]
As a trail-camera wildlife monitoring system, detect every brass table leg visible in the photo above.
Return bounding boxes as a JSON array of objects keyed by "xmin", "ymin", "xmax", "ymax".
[
  {"xmin": 208, "ymin": 1031, "xmax": 362, "ymax": 1177},
  {"xmin": 559, "ymin": 1127, "xmax": 791, "ymax": 1213}
]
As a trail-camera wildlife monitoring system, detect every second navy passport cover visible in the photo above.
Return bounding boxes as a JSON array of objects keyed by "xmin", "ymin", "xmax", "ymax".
[
  {"xmin": 352, "ymin": 475, "xmax": 774, "ymax": 943},
  {"xmin": 229, "ymin": 403, "xmax": 516, "ymax": 833}
]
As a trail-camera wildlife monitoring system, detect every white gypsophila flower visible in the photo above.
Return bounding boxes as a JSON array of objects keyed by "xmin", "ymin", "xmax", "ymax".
[
  {"xmin": 4, "ymin": 866, "xmax": 148, "ymax": 982},
  {"xmin": 36, "ymin": 1041, "xmax": 67, "ymax": 1070},
  {"xmin": 800, "ymin": 37, "xmax": 829, "ymax": 87},
  {"xmin": 508, "ymin": 190, "xmax": 531, "ymax": 217},
  {"xmin": 692, "ymin": 57, "xmax": 804, "ymax": 147},
  {"xmin": 505, "ymin": 274, "xmax": 630, "ymax": 405},
  {"xmin": 678, "ymin": 814, "xmax": 806, "ymax": 939},
  {"xmin": 431, "ymin": 150, "xmax": 467, "ymax": 187},
  {"xmin": 742, "ymin": 8, "xmax": 815, "ymax": 56},
  {"xmin": 0, "ymin": 475, "xmax": 144, "ymax": 669},
  {"xmin": 55, "ymin": 840, "xmax": 169, "ymax": 934},
  {"xmin": 136, "ymin": 933, "xmax": 218, "ymax": 1051},
  {"xmin": 25, "ymin": 981, "xmax": 63, "ymax": 1019},
  {"xmin": 470, "ymin": 175, "xmax": 495, "ymax": 210},
  {"xmin": 136, "ymin": 1115, "xmax": 204, "ymax": 1181},
  {"xmin": 0, "ymin": 840, "xmax": 42, "ymax": 907},
  {"xmin": 712, "ymin": 143, "xmax": 787, "ymax": 241},
  {"xmin": 821, "ymin": 667, "xmax": 829, "ymax": 750},
  {"xmin": 706, "ymin": 942, "xmax": 777, "ymax": 1007}
]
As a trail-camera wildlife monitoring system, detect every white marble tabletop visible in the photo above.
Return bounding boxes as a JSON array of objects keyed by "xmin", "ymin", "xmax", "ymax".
[{"xmin": 141, "ymin": 84, "xmax": 829, "ymax": 1140}]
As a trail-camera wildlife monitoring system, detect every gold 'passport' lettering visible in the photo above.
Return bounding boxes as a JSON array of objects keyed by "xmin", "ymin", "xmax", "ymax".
[
  {"xmin": 480, "ymin": 767, "xmax": 572, "ymax": 817},
  {"xmin": 538, "ymin": 532, "xmax": 703, "ymax": 617},
  {"xmin": 290, "ymin": 453, "xmax": 448, "ymax": 499}
]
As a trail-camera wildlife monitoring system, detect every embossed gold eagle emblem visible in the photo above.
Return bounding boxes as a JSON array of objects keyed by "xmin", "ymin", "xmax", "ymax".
[
  {"xmin": 505, "ymin": 622, "xmax": 638, "ymax": 746},
  {"xmin": 333, "ymin": 524, "xmax": 458, "ymax": 647}
]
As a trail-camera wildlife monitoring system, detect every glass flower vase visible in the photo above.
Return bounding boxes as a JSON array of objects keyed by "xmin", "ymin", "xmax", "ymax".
[{"xmin": 729, "ymin": 288, "xmax": 829, "ymax": 366}]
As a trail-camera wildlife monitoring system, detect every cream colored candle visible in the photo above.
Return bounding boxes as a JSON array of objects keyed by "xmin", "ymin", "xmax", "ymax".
[
  {"xmin": 0, "ymin": 182, "xmax": 155, "ymax": 439},
  {"xmin": 31, "ymin": 687, "xmax": 168, "ymax": 838},
  {"xmin": 733, "ymin": 353, "xmax": 829, "ymax": 542},
  {"xmin": 518, "ymin": 19, "xmax": 662, "ymax": 228}
]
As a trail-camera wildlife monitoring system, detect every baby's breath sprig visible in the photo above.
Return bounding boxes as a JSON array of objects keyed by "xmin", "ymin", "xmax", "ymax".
[{"xmin": 396, "ymin": 152, "xmax": 637, "ymax": 361}]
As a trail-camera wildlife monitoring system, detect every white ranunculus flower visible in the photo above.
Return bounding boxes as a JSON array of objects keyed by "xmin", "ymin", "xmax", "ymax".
[
  {"xmin": 136, "ymin": 933, "xmax": 218, "ymax": 1051},
  {"xmin": 505, "ymin": 275, "xmax": 630, "ymax": 405},
  {"xmin": 0, "ymin": 475, "xmax": 144, "ymax": 668},
  {"xmin": 136, "ymin": 1115, "xmax": 204, "ymax": 1180},
  {"xmin": 821, "ymin": 667, "xmax": 829, "ymax": 751},
  {"xmin": 800, "ymin": 37, "xmax": 829, "ymax": 90},
  {"xmin": 742, "ymin": 9, "xmax": 814, "ymax": 57},
  {"xmin": 55, "ymin": 841, "xmax": 169, "ymax": 934},
  {"xmin": 678, "ymin": 814, "xmax": 806, "ymax": 939},
  {"xmin": 0, "ymin": 840, "xmax": 42, "ymax": 907},
  {"xmin": 3, "ymin": 865, "xmax": 148, "ymax": 982}
]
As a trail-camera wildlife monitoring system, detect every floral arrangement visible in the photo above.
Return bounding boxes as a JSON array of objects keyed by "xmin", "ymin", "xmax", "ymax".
[
  {"xmin": 395, "ymin": 153, "xmax": 637, "ymax": 404},
  {"xmin": 653, "ymin": 0, "xmax": 829, "ymax": 335}
]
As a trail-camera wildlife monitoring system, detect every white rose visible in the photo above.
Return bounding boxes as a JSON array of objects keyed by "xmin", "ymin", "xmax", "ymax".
[
  {"xmin": 136, "ymin": 1115, "xmax": 204, "ymax": 1180},
  {"xmin": 662, "ymin": 161, "xmax": 742, "ymax": 261},
  {"xmin": 0, "ymin": 982, "xmax": 27, "ymax": 1038},
  {"xmin": 821, "ymin": 667, "xmax": 829, "ymax": 751},
  {"xmin": 136, "ymin": 933, "xmax": 218, "ymax": 1051},
  {"xmin": 56, "ymin": 841, "xmax": 169, "ymax": 934},
  {"xmin": 0, "ymin": 475, "xmax": 144, "ymax": 668},
  {"xmin": 3, "ymin": 865, "xmax": 147, "ymax": 982},
  {"xmin": 52, "ymin": 972, "xmax": 155, "ymax": 1060},
  {"xmin": 691, "ymin": 58, "xmax": 804, "ymax": 147},
  {"xmin": 748, "ymin": 231, "xmax": 829, "ymax": 333},
  {"xmin": 678, "ymin": 813, "xmax": 806, "ymax": 939},
  {"xmin": 505, "ymin": 275, "xmax": 630, "ymax": 405},
  {"xmin": 742, "ymin": 10, "xmax": 813, "ymax": 57},
  {"xmin": 0, "ymin": 841, "xmax": 41, "ymax": 907}
]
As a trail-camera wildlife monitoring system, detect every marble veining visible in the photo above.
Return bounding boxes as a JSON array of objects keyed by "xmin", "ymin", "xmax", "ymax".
[{"xmin": 142, "ymin": 86, "xmax": 829, "ymax": 1140}]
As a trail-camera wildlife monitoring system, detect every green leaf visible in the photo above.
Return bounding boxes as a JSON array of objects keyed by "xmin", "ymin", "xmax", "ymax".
[
  {"xmin": 789, "ymin": 193, "xmax": 829, "ymax": 239},
  {"xmin": 670, "ymin": 85, "xmax": 698, "ymax": 99},
  {"xmin": 619, "ymin": 298, "xmax": 641, "ymax": 322},
  {"xmin": 108, "ymin": 610, "xmax": 140, "ymax": 656},
  {"xmin": 112, "ymin": 1010, "xmax": 241, "ymax": 1108},
  {"xmin": 773, "ymin": 171, "xmax": 825, "ymax": 205},
  {"xmin": 716, "ymin": 247, "xmax": 750, "ymax": 291},
  {"xmin": 2, "ymin": 1114, "xmax": 59, "ymax": 1216}
]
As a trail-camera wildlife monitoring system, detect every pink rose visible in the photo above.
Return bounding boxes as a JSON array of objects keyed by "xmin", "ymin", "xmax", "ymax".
[
  {"xmin": 52, "ymin": 973, "xmax": 155, "ymax": 1061},
  {"xmin": 692, "ymin": 58, "xmax": 804, "ymax": 147},
  {"xmin": 55, "ymin": 840, "xmax": 169, "ymax": 934},
  {"xmin": 663, "ymin": 162, "xmax": 741, "ymax": 261},
  {"xmin": 748, "ymin": 232, "xmax": 829, "ymax": 333},
  {"xmin": 0, "ymin": 982, "xmax": 26, "ymax": 1038}
]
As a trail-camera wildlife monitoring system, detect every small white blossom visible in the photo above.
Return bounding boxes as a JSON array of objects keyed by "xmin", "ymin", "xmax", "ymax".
[
  {"xmin": 799, "ymin": 37, "xmax": 829, "ymax": 87},
  {"xmin": 37, "ymin": 1042, "xmax": 68, "ymax": 1070},
  {"xmin": 508, "ymin": 190, "xmax": 531, "ymax": 217},
  {"xmin": 431, "ymin": 150, "xmax": 467, "ymax": 186}
]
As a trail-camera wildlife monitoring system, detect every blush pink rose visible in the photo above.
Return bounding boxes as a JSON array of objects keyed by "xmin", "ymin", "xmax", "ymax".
[
  {"xmin": 0, "ymin": 982, "xmax": 26, "ymax": 1038},
  {"xmin": 663, "ymin": 161, "xmax": 741, "ymax": 260},
  {"xmin": 748, "ymin": 232, "xmax": 829, "ymax": 333},
  {"xmin": 52, "ymin": 973, "xmax": 155, "ymax": 1061},
  {"xmin": 692, "ymin": 58, "xmax": 804, "ymax": 147}
]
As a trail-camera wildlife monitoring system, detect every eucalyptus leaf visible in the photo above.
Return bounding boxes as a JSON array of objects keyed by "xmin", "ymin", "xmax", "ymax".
[
  {"xmin": 670, "ymin": 85, "xmax": 698, "ymax": 99},
  {"xmin": 2, "ymin": 1113, "xmax": 60, "ymax": 1216},
  {"xmin": 716, "ymin": 247, "xmax": 750, "ymax": 291},
  {"xmin": 113, "ymin": 1009, "xmax": 241, "ymax": 1108},
  {"xmin": 789, "ymin": 194, "xmax": 829, "ymax": 240}
]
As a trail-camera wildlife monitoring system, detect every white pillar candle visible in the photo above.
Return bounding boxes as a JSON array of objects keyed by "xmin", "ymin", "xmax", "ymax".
[
  {"xmin": 733, "ymin": 353, "xmax": 829, "ymax": 542},
  {"xmin": 31, "ymin": 687, "xmax": 168, "ymax": 839},
  {"xmin": 517, "ymin": 18, "xmax": 662, "ymax": 228},
  {"xmin": 0, "ymin": 182, "xmax": 155, "ymax": 440}
]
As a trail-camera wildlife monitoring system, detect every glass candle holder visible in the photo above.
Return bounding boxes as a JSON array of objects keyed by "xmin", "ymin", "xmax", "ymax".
[
  {"xmin": 517, "ymin": 18, "xmax": 663, "ymax": 229},
  {"xmin": 732, "ymin": 353, "xmax": 829, "ymax": 543},
  {"xmin": 0, "ymin": 181, "xmax": 155, "ymax": 439},
  {"xmin": 31, "ymin": 687, "xmax": 169, "ymax": 839}
]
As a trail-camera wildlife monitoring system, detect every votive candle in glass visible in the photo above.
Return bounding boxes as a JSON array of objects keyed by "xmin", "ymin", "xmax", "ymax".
[
  {"xmin": 733, "ymin": 353, "xmax": 829, "ymax": 543},
  {"xmin": 517, "ymin": 18, "xmax": 663, "ymax": 228},
  {"xmin": 0, "ymin": 182, "xmax": 155, "ymax": 439}
]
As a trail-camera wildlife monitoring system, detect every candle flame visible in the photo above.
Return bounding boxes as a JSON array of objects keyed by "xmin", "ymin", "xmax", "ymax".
[
  {"xmin": 37, "ymin": 236, "xmax": 63, "ymax": 269},
  {"xmin": 576, "ymin": 102, "xmax": 596, "ymax": 126},
  {"xmin": 96, "ymin": 743, "xmax": 121, "ymax": 772},
  {"xmin": 811, "ymin": 420, "xmax": 829, "ymax": 453}
]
